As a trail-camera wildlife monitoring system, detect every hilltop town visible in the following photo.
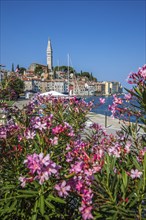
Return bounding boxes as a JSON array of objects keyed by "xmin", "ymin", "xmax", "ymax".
[{"xmin": 0, "ymin": 39, "xmax": 123, "ymax": 97}]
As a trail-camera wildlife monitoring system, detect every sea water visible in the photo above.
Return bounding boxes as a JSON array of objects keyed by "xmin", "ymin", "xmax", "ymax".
[{"xmin": 85, "ymin": 95, "xmax": 142, "ymax": 123}]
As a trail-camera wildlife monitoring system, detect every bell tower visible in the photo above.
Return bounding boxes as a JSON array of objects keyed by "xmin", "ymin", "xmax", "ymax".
[{"xmin": 46, "ymin": 38, "xmax": 53, "ymax": 71}]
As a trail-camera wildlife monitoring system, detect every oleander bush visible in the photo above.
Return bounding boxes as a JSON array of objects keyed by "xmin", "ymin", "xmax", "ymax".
[{"xmin": 0, "ymin": 65, "xmax": 146, "ymax": 220}]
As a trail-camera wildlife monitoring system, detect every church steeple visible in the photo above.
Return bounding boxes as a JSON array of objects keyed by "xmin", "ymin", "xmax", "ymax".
[{"xmin": 46, "ymin": 38, "xmax": 53, "ymax": 71}]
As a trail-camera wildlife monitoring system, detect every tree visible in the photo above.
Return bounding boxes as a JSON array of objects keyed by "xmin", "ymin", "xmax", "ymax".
[
  {"xmin": 81, "ymin": 72, "xmax": 90, "ymax": 78},
  {"xmin": 75, "ymin": 73, "xmax": 81, "ymax": 77},
  {"xmin": 12, "ymin": 63, "xmax": 14, "ymax": 72},
  {"xmin": 19, "ymin": 67, "xmax": 26, "ymax": 74},
  {"xmin": 93, "ymin": 77, "xmax": 97, "ymax": 82},
  {"xmin": 34, "ymin": 66, "xmax": 43, "ymax": 75},
  {"xmin": 53, "ymin": 66, "xmax": 75, "ymax": 73},
  {"xmin": 89, "ymin": 72, "xmax": 93, "ymax": 80},
  {"xmin": 1, "ymin": 75, "xmax": 24, "ymax": 100}
]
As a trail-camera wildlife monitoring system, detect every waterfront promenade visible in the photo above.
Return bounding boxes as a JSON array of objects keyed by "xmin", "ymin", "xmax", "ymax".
[
  {"xmin": 13, "ymin": 98, "xmax": 144, "ymax": 135},
  {"xmin": 86, "ymin": 112, "xmax": 145, "ymax": 135},
  {"xmin": 86, "ymin": 112, "xmax": 121, "ymax": 135},
  {"xmin": 14, "ymin": 98, "xmax": 122, "ymax": 134}
]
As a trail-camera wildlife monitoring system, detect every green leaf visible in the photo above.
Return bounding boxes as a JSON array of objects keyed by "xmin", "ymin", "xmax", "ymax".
[
  {"xmin": 47, "ymin": 194, "xmax": 66, "ymax": 204},
  {"xmin": 1, "ymin": 185, "xmax": 16, "ymax": 190},
  {"xmin": 0, "ymin": 194, "xmax": 36, "ymax": 201},
  {"xmin": 17, "ymin": 190, "xmax": 38, "ymax": 195},
  {"xmin": 129, "ymin": 197, "xmax": 138, "ymax": 208},
  {"xmin": 31, "ymin": 199, "xmax": 38, "ymax": 220},
  {"xmin": 40, "ymin": 194, "xmax": 45, "ymax": 216},
  {"xmin": 113, "ymin": 176, "xmax": 120, "ymax": 201},
  {"xmin": 134, "ymin": 87, "xmax": 142, "ymax": 98},
  {"xmin": 45, "ymin": 200, "xmax": 55, "ymax": 210},
  {"xmin": 132, "ymin": 157, "xmax": 142, "ymax": 170},
  {"xmin": 122, "ymin": 170, "xmax": 128, "ymax": 188},
  {"xmin": 36, "ymin": 133, "xmax": 42, "ymax": 145},
  {"xmin": 7, "ymin": 200, "xmax": 17, "ymax": 213},
  {"xmin": 112, "ymin": 212, "xmax": 118, "ymax": 220},
  {"xmin": 93, "ymin": 211, "xmax": 103, "ymax": 218},
  {"xmin": 44, "ymin": 215, "xmax": 50, "ymax": 220},
  {"xmin": 65, "ymin": 172, "xmax": 75, "ymax": 179},
  {"xmin": 16, "ymin": 194, "xmax": 37, "ymax": 198},
  {"xmin": 121, "ymin": 184, "xmax": 125, "ymax": 195},
  {"xmin": 33, "ymin": 140, "xmax": 39, "ymax": 149},
  {"xmin": 142, "ymin": 90, "xmax": 146, "ymax": 104}
]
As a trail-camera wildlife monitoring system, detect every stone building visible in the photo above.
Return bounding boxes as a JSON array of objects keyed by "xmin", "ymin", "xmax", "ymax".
[{"xmin": 28, "ymin": 63, "xmax": 48, "ymax": 73}]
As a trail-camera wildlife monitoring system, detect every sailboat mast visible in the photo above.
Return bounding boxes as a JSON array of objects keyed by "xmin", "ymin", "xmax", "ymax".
[
  {"xmin": 57, "ymin": 60, "xmax": 59, "ymax": 71},
  {"xmin": 67, "ymin": 53, "xmax": 70, "ymax": 95}
]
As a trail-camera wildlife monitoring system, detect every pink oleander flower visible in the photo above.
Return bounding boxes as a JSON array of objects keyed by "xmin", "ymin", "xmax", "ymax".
[
  {"xmin": 99, "ymin": 98, "xmax": 105, "ymax": 104},
  {"xmin": 108, "ymin": 146, "xmax": 121, "ymax": 158},
  {"xmin": 74, "ymin": 107, "xmax": 79, "ymax": 113},
  {"xmin": 70, "ymin": 161, "xmax": 84, "ymax": 174},
  {"xmin": 66, "ymin": 151, "xmax": 73, "ymax": 162},
  {"xmin": 38, "ymin": 171, "xmax": 49, "ymax": 184},
  {"xmin": 52, "ymin": 124, "xmax": 64, "ymax": 134},
  {"xmin": 127, "ymin": 65, "xmax": 146, "ymax": 85},
  {"xmin": 76, "ymin": 180, "xmax": 83, "ymax": 191},
  {"xmin": 22, "ymin": 153, "xmax": 60, "ymax": 185},
  {"xmin": 124, "ymin": 93, "xmax": 132, "ymax": 100},
  {"xmin": 140, "ymin": 147, "xmax": 146, "ymax": 156},
  {"xmin": 81, "ymin": 188, "xmax": 93, "ymax": 203},
  {"xmin": 141, "ymin": 66, "xmax": 146, "ymax": 79},
  {"xmin": 33, "ymin": 121, "xmax": 47, "ymax": 131},
  {"xmin": 93, "ymin": 149, "xmax": 104, "ymax": 161},
  {"xmin": 50, "ymin": 136, "xmax": 58, "ymax": 145},
  {"xmin": 55, "ymin": 180, "xmax": 71, "ymax": 197},
  {"xmin": 113, "ymin": 94, "xmax": 123, "ymax": 105},
  {"xmin": 68, "ymin": 130, "xmax": 75, "ymax": 137},
  {"xmin": 79, "ymin": 204, "xmax": 93, "ymax": 220},
  {"xmin": 18, "ymin": 134, "xmax": 23, "ymax": 141},
  {"xmin": 24, "ymin": 153, "xmax": 41, "ymax": 174},
  {"xmin": 39, "ymin": 153, "xmax": 50, "ymax": 166},
  {"xmin": 0, "ymin": 127, "xmax": 7, "ymax": 139},
  {"xmin": 24, "ymin": 129, "xmax": 36, "ymax": 139},
  {"xmin": 19, "ymin": 176, "xmax": 27, "ymax": 188},
  {"xmin": 46, "ymin": 161, "xmax": 59, "ymax": 175},
  {"xmin": 19, "ymin": 176, "xmax": 34, "ymax": 187},
  {"xmin": 130, "ymin": 169, "xmax": 142, "ymax": 179},
  {"xmin": 124, "ymin": 141, "xmax": 131, "ymax": 153},
  {"xmin": 108, "ymin": 103, "xmax": 117, "ymax": 118}
]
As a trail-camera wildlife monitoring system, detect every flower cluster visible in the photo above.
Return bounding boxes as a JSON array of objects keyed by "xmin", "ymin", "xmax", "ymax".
[
  {"xmin": 61, "ymin": 124, "xmax": 108, "ymax": 219},
  {"xmin": 127, "ymin": 64, "xmax": 146, "ymax": 86},
  {"xmin": 19, "ymin": 153, "xmax": 61, "ymax": 187},
  {"xmin": 130, "ymin": 169, "xmax": 142, "ymax": 179},
  {"xmin": 0, "ymin": 120, "xmax": 19, "ymax": 139},
  {"xmin": 108, "ymin": 92, "xmax": 141, "ymax": 121},
  {"xmin": 54, "ymin": 180, "xmax": 71, "ymax": 198},
  {"xmin": 1, "ymin": 66, "xmax": 146, "ymax": 220}
]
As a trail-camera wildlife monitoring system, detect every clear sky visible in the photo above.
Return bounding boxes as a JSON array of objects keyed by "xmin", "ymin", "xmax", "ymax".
[{"xmin": 0, "ymin": 0, "xmax": 146, "ymax": 88}]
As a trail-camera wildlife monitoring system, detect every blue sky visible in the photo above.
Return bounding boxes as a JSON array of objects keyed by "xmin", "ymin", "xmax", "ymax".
[{"xmin": 0, "ymin": 0, "xmax": 145, "ymax": 88}]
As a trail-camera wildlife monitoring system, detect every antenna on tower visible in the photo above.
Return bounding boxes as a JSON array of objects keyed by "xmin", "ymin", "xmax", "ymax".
[
  {"xmin": 57, "ymin": 60, "xmax": 59, "ymax": 71},
  {"xmin": 67, "ymin": 53, "xmax": 70, "ymax": 95}
]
